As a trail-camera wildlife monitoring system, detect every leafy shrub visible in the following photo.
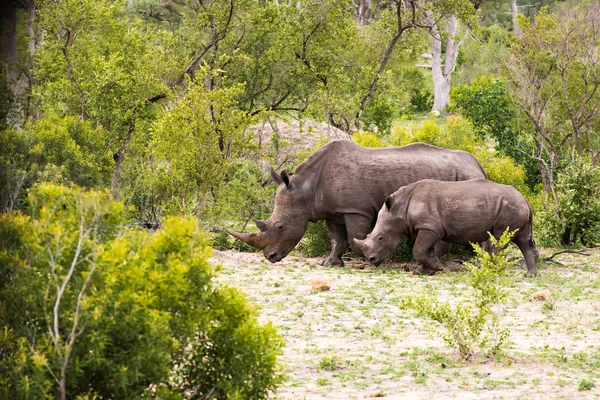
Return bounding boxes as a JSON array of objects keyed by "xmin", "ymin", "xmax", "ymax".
[
  {"xmin": 387, "ymin": 235, "xmax": 415, "ymax": 263},
  {"xmin": 0, "ymin": 183, "xmax": 284, "ymax": 399},
  {"xmin": 233, "ymin": 238, "xmax": 259, "ymax": 253},
  {"xmin": 450, "ymin": 77, "xmax": 540, "ymax": 189},
  {"xmin": 0, "ymin": 116, "xmax": 113, "ymax": 213},
  {"xmin": 389, "ymin": 116, "xmax": 529, "ymax": 194},
  {"xmin": 150, "ymin": 81, "xmax": 256, "ymax": 218},
  {"xmin": 353, "ymin": 131, "xmax": 387, "ymax": 148},
  {"xmin": 450, "ymin": 77, "xmax": 514, "ymax": 145},
  {"xmin": 554, "ymin": 157, "xmax": 600, "ymax": 245},
  {"xmin": 297, "ymin": 221, "xmax": 331, "ymax": 258},
  {"xmin": 212, "ymin": 229, "xmax": 234, "ymax": 250},
  {"xmin": 401, "ymin": 231, "xmax": 516, "ymax": 360},
  {"xmin": 207, "ymin": 160, "xmax": 275, "ymax": 229}
]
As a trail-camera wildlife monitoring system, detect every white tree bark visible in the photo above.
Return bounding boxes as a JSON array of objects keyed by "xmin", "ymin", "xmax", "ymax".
[
  {"xmin": 430, "ymin": 13, "xmax": 461, "ymax": 112},
  {"xmin": 357, "ymin": 0, "xmax": 371, "ymax": 25},
  {"xmin": 512, "ymin": 0, "xmax": 522, "ymax": 38}
]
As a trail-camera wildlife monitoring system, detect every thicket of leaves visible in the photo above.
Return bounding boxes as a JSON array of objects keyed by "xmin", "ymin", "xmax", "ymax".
[{"xmin": 0, "ymin": 184, "xmax": 284, "ymax": 399}]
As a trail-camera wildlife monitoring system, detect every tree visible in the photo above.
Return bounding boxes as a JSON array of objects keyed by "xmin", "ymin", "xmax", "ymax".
[
  {"xmin": 0, "ymin": 183, "xmax": 284, "ymax": 399},
  {"xmin": 504, "ymin": 3, "xmax": 600, "ymax": 242}
]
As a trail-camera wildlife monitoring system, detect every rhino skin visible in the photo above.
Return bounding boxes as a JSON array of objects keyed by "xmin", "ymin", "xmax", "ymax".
[
  {"xmin": 354, "ymin": 178, "xmax": 539, "ymax": 276},
  {"xmin": 227, "ymin": 140, "xmax": 487, "ymax": 265}
]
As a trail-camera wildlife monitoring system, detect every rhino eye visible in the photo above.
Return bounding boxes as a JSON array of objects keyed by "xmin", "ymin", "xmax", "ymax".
[
  {"xmin": 378, "ymin": 236, "xmax": 383, "ymax": 241},
  {"xmin": 278, "ymin": 225, "xmax": 283, "ymax": 230}
]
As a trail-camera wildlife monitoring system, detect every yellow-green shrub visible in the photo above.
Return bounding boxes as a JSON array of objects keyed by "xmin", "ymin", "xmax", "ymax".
[
  {"xmin": 388, "ymin": 116, "xmax": 529, "ymax": 194},
  {"xmin": 353, "ymin": 131, "xmax": 387, "ymax": 148}
]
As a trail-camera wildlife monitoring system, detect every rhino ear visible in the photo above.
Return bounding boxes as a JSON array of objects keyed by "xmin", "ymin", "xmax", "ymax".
[
  {"xmin": 270, "ymin": 167, "xmax": 284, "ymax": 185},
  {"xmin": 254, "ymin": 218, "xmax": 268, "ymax": 232},
  {"xmin": 385, "ymin": 195, "xmax": 394, "ymax": 210},
  {"xmin": 281, "ymin": 170, "xmax": 291, "ymax": 187}
]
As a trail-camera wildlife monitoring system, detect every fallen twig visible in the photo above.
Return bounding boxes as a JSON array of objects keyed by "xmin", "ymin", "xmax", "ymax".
[{"xmin": 544, "ymin": 249, "xmax": 591, "ymax": 262}]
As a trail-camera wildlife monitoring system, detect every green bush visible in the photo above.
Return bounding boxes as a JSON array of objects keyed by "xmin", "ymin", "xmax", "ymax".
[
  {"xmin": 555, "ymin": 158, "xmax": 600, "ymax": 245},
  {"xmin": 0, "ymin": 183, "xmax": 284, "ymax": 399},
  {"xmin": 0, "ymin": 116, "xmax": 113, "ymax": 213},
  {"xmin": 387, "ymin": 235, "xmax": 415, "ymax": 263},
  {"xmin": 389, "ymin": 116, "xmax": 530, "ymax": 194},
  {"xmin": 401, "ymin": 231, "xmax": 516, "ymax": 361},
  {"xmin": 353, "ymin": 131, "xmax": 387, "ymax": 148},
  {"xmin": 207, "ymin": 160, "xmax": 275, "ymax": 230},
  {"xmin": 297, "ymin": 221, "xmax": 331, "ymax": 258},
  {"xmin": 450, "ymin": 77, "xmax": 514, "ymax": 144},
  {"xmin": 450, "ymin": 77, "xmax": 541, "ymax": 189},
  {"xmin": 212, "ymin": 229, "xmax": 234, "ymax": 250}
]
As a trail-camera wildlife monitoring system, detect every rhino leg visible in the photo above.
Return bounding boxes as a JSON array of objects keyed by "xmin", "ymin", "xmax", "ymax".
[
  {"xmin": 413, "ymin": 230, "xmax": 444, "ymax": 275},
  {"xmin": 480, "ymin": 238, "xmax": 497, "ymax": 254},
  {"xmin": 513, "ymin": 230, "xmax": 540, "ymax": 276},
  {"xmin": 321, "ymin": 220, "xmax": 348, "ymax": 266},
  {"xmin": 345, "ymin": 214, "xmax": 372, "ymax": 258},
  {"xmin": 434, "ymin": 241, "xmax": 453, "ymax": 258}
]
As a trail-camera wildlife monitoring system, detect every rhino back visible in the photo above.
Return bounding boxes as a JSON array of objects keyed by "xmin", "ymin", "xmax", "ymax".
[
  {"xmin": 300, "ymin": 142, "xmax": 486, "ymax": 217},
  {"xmin": 406, "ymin": 179, "xmax": 529, "ymax": 244}
]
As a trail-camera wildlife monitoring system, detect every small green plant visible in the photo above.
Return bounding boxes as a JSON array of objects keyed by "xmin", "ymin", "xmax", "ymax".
[
  {"xmin": 318, "ymin": 355, "xmax": 342, "ymax": 371},
  {"xmin": 578, "ymin": 379, "xmax": 596, "ymax": 391},
  {"xmin": 316, "ymin": 378, "xmax": 329, "ymax": 386},
  {"xmin": 401, "ymin": 230, "xmax": 517, "ymax": 361},
  {"xmin": 413, "ymin": 371, "xmax": 427, "ymax": 384}
]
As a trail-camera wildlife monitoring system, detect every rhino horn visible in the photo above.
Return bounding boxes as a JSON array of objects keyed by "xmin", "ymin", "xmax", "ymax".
[
  {"xmin": 254, "ymin": 219, "xmax": 268, "ymax": 232},
  {"xmin": 224, "ymin": 228, "xmax": 264, "ymax": 249}
]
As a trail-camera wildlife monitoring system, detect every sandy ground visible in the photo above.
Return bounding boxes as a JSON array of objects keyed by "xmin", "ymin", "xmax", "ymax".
[{"xmin": 211, "ymin": 248, "xmax": 600, "ymax": 399}]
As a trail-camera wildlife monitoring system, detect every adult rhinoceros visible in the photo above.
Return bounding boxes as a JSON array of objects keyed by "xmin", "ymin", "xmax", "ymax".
[{"xmin": 226, "ymin": 140, "xmax": 487, "ymax": 265}]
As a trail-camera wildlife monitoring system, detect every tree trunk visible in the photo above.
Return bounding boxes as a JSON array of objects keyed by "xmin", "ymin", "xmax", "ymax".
[
  {"xmin": 111, "ymin": 123, "xmax": 135, "ymax": 199},
  {"xmin": 356, "ymin": 0, "xmax": 371, "ymax": 25},
  {"xmin": 1, "ymin": 1, "xmax": 18, "ymax": 64},
  {"xmin": 27, "ymin": 1, "xmax": 37, "ymax": 54},
  {"xmin": 430, "ymin": 14, "xmax": 461, "ymax": 112},
  {"xmin": 512, "ymin": 0, "xmax": 522, "ymax": 38}
]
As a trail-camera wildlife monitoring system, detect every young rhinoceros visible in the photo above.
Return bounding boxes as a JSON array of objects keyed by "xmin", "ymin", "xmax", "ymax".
[{"xmin": 353, "ymin": 179, "xmax": 539, "ymax": 276}]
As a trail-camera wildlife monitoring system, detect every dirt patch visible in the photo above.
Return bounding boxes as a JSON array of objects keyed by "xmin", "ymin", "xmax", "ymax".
[{"xmin": 211, "ymin": 248, "xmax": 600, "ymax": 399}]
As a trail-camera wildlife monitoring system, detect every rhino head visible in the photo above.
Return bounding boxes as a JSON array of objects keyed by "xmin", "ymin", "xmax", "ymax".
[
  {"xmin": 353, "ymin": 195, "xmax": 404, "ymax": 266},
  {"xmin": 226, "ymin": 168, "xmax": 309, "ymax": 263}
]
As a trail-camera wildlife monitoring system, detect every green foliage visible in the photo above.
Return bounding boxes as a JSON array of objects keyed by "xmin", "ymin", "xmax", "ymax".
[
  {"xmin": 451, "ymin": 77, "xmax": 514, "ymax": 144},
  {"xmin": 450, "ymin": 77, "xmax": 540, "ymax": 189},
  {"xmin": 578, "ymin": 378, "xmax": 596, "ymax": 391},
  {"xmin": 211, "ymin": 230, "xmax": 233, "ymax": 251},
  {"xmin": 387, "ymin": 235, "xmax": 415, "ymax": 263},
  {"xmin": 0, "ymin": 183, "xmax": 284, "ymax": 399},
  {"xmin": 452, "ymin": 26, "xmax": 511, "ymax": 86},
  {"xmin": 401, "ymin": 231, "xmax": 517, "ymax": 360},
  {"xmin": 504, "ymin": 4, "xmax": 600, "ymax": 216},
  {"xmin": 0, "ymin": 116, "xmax": 113, "ymax": 213},
  {"xmin": 532, "ymin": 157, "xmax": 600, "ymax": 246},
  {"xmin": 353, "ymin": 131, "xmax": 387, "ymax": 148},
  {"xmin": 297, "ymin": 221, "xmax": 331, "ymax": 258},
  {"xmin": 389, "ymin": 116, "xmax": 529, "ymax": 193},
  {"xmin": 207, "ymin": 160, "xmax": 275, "ymax": 230},
  {"xmin": 150, "ymin": 80, "xmax": 255, "ymax": 217},
  {"xmin": 318, "ymin": 355, "xmax": 342, "ymax": 371}
]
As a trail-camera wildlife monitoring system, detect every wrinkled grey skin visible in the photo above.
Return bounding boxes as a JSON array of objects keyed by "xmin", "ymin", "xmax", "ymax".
[
  {"xmin": 354, "ymin": 179, "xmax": 540, "ymax": 276},
  {"xmin": 227, "ymin": 140, "xmax": 487, "ymax": 265}
]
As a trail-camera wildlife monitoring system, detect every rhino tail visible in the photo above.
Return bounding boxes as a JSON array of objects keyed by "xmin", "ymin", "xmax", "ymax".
[{"xmin": 527, "ymin": 204, "xmax": 535, "ymax": 247}]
